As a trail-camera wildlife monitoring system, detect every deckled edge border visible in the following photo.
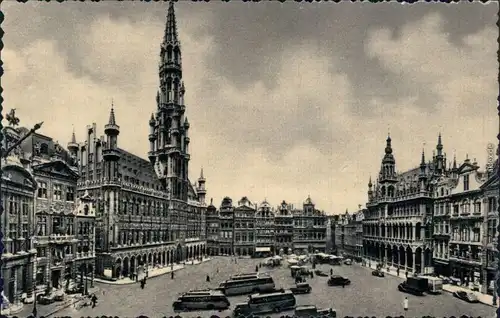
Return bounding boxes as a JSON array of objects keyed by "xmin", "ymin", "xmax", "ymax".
[
  {"xmin": 0, "ymin": 1, "xmax": 496, "ymax": 318},
  {"xmin": 496, "ymin": 2, "xmax": 500, "ymax": 318},
  {"xmin": 0, "ymin": 2, "xmax": 4, "ymax": 313}
]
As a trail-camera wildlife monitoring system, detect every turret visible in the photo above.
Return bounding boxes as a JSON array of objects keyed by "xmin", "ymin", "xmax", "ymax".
[
  {"xmin": 102, "ymin": 104, "xmax": 120, "ymax": 180},
  {"xmin": 367, "ymin": 177, "xmax": 373, "ymax": 201},
  {"xmin": 435, "ymin": 133, "xmax": 444, "ymax": 174},
  {"xmin": 67, "ymin": 128, "xmax": 79, "ymax": 157},
  {"xmin": 197, "ymin": 168, "xmax": 206, "ymax": 204}
]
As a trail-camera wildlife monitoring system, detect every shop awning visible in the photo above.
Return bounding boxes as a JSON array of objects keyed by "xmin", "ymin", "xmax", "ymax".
[{"xmin": 255, "ymin": 247, "xmax": 271, "ymax": 252}]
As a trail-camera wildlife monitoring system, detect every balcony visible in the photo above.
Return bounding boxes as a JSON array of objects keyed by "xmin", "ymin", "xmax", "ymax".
[
  {"xmin": 49, "ymin": 234, "xmax": 76, "ymax": 244},
  {"xmin": 449, "ymin": 255, "xmax": 482, "ymax": 265}
]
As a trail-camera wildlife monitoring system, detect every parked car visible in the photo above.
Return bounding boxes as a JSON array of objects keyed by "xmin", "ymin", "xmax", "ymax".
[
  {"xmin": 372, "ymin": 269, "xmax": 385, "ymax": 277},
  {"xmin": 37, "ymin": 294, "xmax": 55, "ymax": 305},
  {"xmin": 343, "ymin": 259, "xmax": 352, "ymax": 265},
  {"xmin": 53, "ymin": 290, "xmax": 65, "ymax": 302},
  {"xmin": 314, "ymin": 270, "xmax": 328, "ymax": 277},
  {"xmin": 290, "ymin": 283, "xmax": 312, "ymax": 295},
  {"xmin": 453, "ymin": 291, "xmax": 479, "ymax": 303},
  {"xmin": 327, "ymin": 275, "xmax": 350, "ymax": 286},
  {"xmin": 295, "ymin": 305, "xmax": 336, "ymax": 318}
]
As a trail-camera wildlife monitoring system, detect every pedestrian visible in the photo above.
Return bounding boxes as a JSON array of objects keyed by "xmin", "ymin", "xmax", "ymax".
[
  {"xmin": 216, "ymin": 268, "xmax": 219, "ymax": 274},
  {"xmin": 91, "ymin": 294, "xmax": 98, "ymax": 308},
  {"xmin": 396, "ymin": 268, "xmax": 400, "ymax": 277},
  {"xmin": 405, "ymin": 271, "xmax": 408, "ymax": 278},
  {"xmin": 206, "ymin": 275, "xmax": 210, "ymax": 282},
  {"xmin": 255, "ymin": 265, "xmax": 259, "ymax": 272},
  {"xmin": 403, "ymin": 297, "xmax": 408, "ymax": 312},
  {"xmin": 330, "ymin": 268, "xmax": 333, "ymax": 276}
]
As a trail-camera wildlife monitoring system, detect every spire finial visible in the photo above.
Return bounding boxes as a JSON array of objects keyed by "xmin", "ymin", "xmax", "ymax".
[
  {"xmin": 200, "ymin": 167, "xmax": 204, "ymax": 179},
  {"xmin": 71, "ymin": 126, "xmax": 76, "ymax": 143},
  {"xmin": 164, "ymin": 0, "xmax": 179, "ymax": 44},
  {"xmin": 421, "ymin": 148, "xmax": 426, "ymax": 165},
  {"xmin": 108, "ymin": 103, "xmax": 117, "ymax": 126}
]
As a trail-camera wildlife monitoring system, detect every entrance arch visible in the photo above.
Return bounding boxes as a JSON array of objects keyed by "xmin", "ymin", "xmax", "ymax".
[
  {"xmin": 123, "ymin": 257, "xmax": 130, "ymax": 277},
  {"xmin": 115, "ymin": 258, "xmax": 122, "ymax": 278}
]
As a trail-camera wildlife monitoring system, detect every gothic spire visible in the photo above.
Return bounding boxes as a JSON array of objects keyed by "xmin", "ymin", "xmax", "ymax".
[
  {"xmin": 437, "ymin": 133, "xmax": 443, "ymax": 150},
  {"xmin": 108, "ymin": 104, "xmax": 117, "ymax": 126},
  {"xmin": 421, "ymin": 149, "xmax": 426, "ymax": 166},
  {"xmin": 199, "ymin": 167, "xmax": 205, "ymax": 180},
  {"xmin": 164, "ymin": 1, "xmax": 179, "ymax": 44},
  {"xmin": 71, "ymin": 128, "xmax": 76, "ymax": 144}
]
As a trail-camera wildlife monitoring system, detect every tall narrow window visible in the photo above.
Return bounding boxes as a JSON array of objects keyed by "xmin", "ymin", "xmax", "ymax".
[
  {"xmin": 463, "ymin": 175, "xmax": 469, "ymax": 191},
  {"xmin": 53, "ymin": 184, "xmax": 62, "ymax": 201}
]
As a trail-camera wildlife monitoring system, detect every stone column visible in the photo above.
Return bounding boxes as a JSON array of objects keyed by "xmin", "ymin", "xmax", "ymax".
[
  {"xmin": 46, "ymin": 264, "xmax": 51, "ymax": 289},
  {"xmin": 405, "ymin": 252, "xmax": 410, "ymax": 271},
  {"xmin": 13, "ymin": 266, "xmax": 19, "ymax": 305},
  {"xmin": 385, "ymin": 246, "xmax": 388, "ymax": 264},
  {"xmin": 90, "ymin": 264, "xmax": 94, "ymax": 288},
  {"xmin": 412, "ymin": 252, "xmax": 416, "ymax": 272},
  {"xmin": 26, "ymin": 263, "xmax": 34, "ymax": 299},
  {"xmin": 413, "ymin": 224, "xmax": 416, "ymax": 241}
]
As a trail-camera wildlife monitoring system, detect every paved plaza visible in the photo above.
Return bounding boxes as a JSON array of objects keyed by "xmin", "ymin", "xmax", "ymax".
[{"xmin": 22, "ymin": 257, "xmax": 495, "ymax": 317}]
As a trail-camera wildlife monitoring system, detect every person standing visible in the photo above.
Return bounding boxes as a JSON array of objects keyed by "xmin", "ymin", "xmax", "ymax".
[
  {"xmin": 403, "ymin": 297, "xmax": 408, "ymax": 312},
  {"xmin": 206, "ymin": 275, "xmax": 210, "ymax": 282}
]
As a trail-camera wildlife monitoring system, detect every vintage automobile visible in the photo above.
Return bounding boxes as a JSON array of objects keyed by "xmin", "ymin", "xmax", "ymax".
[
  {"xmin": 290, "ymin": 283, "xmax": 312, "ymax": 295},
  {"xmin": 314, "ymin": 269, "xmax": 329, "ymax": 277},
  {"xmin": 397, "ymin": 281, "xmax": 424, "ymax": 296},
  {"xmin": 37, "ymin": 293, "xmax": 55, "ymax": 305},
  {"xmin": 343, "ymin": 259, "xmax": 352, "ymax": 265},
  {"xmin": 453, "ymin": 291, "xmax": 479, "ymax": 303},
  {"xmin": 53, "ymin": 290, "xmax": 65, "ymax": 302},
  {"xmin": 371, "ymin": 269, "xmax": 385, "ymax": 277},
  {"xmin": 295, "ymin": 305, "xmax": 337, "ymax": 318},
  {"xmin": 327, "ymin": 275, "xmax": 350, "ymax": 286}
]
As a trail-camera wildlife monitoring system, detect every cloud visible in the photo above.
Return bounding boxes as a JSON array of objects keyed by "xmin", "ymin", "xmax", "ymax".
[{"xmin": 2, "ymin": 8, "xmax": 497, "ymax": 214}]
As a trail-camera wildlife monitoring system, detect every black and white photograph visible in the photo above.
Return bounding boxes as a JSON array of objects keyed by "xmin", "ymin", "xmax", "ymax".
[{"xmin": 0, "ymin": 1, "xmax": 499, "ymax": 317}]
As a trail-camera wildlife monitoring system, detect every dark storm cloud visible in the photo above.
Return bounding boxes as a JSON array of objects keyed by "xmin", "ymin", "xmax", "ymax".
[{"xmin": 4, "ymin": 1, "xmax": 495, "ymax": 117}]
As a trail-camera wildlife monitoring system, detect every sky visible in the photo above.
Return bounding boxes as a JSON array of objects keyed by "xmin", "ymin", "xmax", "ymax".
[{"xmin": 2, "ymin": 1, "xmax": 498, "ymax": 214}]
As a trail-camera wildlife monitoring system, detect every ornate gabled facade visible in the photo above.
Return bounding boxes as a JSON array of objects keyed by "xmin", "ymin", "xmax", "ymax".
[
  {"xmin": 218, "ymin": 197, "xmax": 234, "ymax": 255},
  {"xmin": 254, "ymin": 200, "xmax": 275, "ymax": 257},
  {"xmin": 1, "ymin": 125, "xmax": 38, "ymax": 309},
  {"xmin": 292, "ymin": 196, "xmax": 327, "ymax": 254},
  {"xmin": 481, "ymin": 155, "xmax": 499, "ymax": 295},
  {"xmin": 233, "ymin": 197, "xmax": 256, "ymax": 256},
  {"xmin": 32, "ymin": 159, "xmax": 81, "ymax": 294},
  {"xmin": 205, "ymin": 198, "xmax": 219, "ymax": 256},
  {"xmin": 72, "ymin": 2, "xmax": 207, "ymax": 280},
  {"xmin": 445, "ymin": 156, "xmax": 488, "ymax": 291},
  {"xmin": 274, "ymin": 200, "xmax": 294, "ymax": 254},
  {"xmin": 364, "ymin": 135, "xmax": 440, "ymax": 274}
]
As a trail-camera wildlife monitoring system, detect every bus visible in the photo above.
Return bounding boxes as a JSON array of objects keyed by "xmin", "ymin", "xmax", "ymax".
[
  {"xmin": 218, "ymin": 276, "xmax": 275, "ymax": 296},
  {"xmin": 233, "ymin": 290, "xmax": 296, "ymax": 317},
  {"xmin": 172, "ymin": 289, "xmax": 230, "ymax": 311},
  {"xmin": 230, "ymin": 273, "xmax": 260, "ymax": 281}
]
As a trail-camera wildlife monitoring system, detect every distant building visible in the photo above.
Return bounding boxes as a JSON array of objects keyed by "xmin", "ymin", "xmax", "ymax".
[
  {"xmin": 481, "ymin": 157, "xmax": 499, "ymax": 295},
  {"xmin": 205, "ymin": 198, "xmax": 220, "ymax": 256},
  {"xmin": 255, "ymin": 200, "xmax": 275, "ymax": 257},
  {"xmin": 274, "ymin": 201, "xmax": 294, "ymax": 254},
  {"xmin": 218, "ymin": 197, "xmax": 234, "ymax": 255},
  {"xmin": 233, "ymin": 197, "xmax": 256, "ymax": 256},
  {"xmin": 343, "ymin": 209, "xmax": 365, "ymax": 260},
  {"xmin": 364, "ymin": 135, "xmax": 443, "ymax": 274},
  {"xmin": 292, "ymin": 196, "xmax": 327, "ymax": 254}
]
